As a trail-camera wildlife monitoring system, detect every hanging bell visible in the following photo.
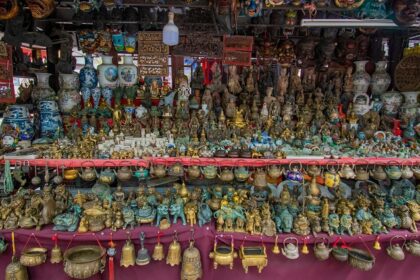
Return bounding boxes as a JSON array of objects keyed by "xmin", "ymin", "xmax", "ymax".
[
  {"xmin": 50, "ymin": 244, "xmax": 63, "ymax": 264},
  {"xmin": 373, "ymin": 236, "xmax": 381, "ymax": 251},
  {"xmin": 136, "ymin": 232, "xmax": 150, "ymax": 266},
  {"xmin": 181, "ymin": 241, "xmax": 202, "ymax": 280},
  {"xmin": 301, "ymin": 238, "xmax": 309, "ymax": 255},
  {"xmin": 272, "ymin": 236, "xmax": 280, "ymax": 255},
  {"xmin": 121, "ymin": 238, "xmax": 136, "ymax": 267},
  {"xmin": 167, "ymin": 231, "xmax": 181, "ymax": 266},
  {"xmin": 5, "ymin": 256, "xmax": 29, "ymax": 280},
  {"xmin": 153, "ymin": 231, "xmax": 165, "ymax": 261}
]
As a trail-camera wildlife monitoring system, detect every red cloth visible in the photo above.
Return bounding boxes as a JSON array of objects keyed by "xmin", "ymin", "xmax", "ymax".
[{"xmin": 1, "ymin": 223, "xmax": 419, "ymax": 280}]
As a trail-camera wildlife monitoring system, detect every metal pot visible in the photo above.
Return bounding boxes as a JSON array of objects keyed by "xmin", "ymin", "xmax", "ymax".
[
  {"xmin": 281, "ymin": 237, "xmax": 299, "ymax": 260},
  {"xmin": 385, "ymin": 162, "xmax": 402, "ymax": 180},
  {"xmin": 20, "ymin": 247, "xmax": 48, "ymax": 267},
  {"xmin": 187, "ymin": 165, "xmax": 201, "ymax": 179},
  {"xmin": 355, "ymin": 163, "xmax": 369, "ymax": 181},
  {"xmin": 201, "ymin": 165, "xmax": 217, "ymax": 180},
  {"xmin": 98, "ymin": 163, "xmax": 116, "ymax": 185},
  {"xmin": 386, "ymin": 236, "xmax": 405, "ymax": 261},
  {"xmin": 284, "ymin": 161, "xmax": 303, "ymax": 182},
  {"xmin": 324, "ymin": 163, "xmax": 340, "ymax": 188},
  {"xmin": 116, "ymin": 164, "xmax": 133, "ymax": 181},
  {"xmin": 348, "ymin": 248, "xmax": 375, "ymax": 271},
  {"xmin": 370, "ymin": 165, "xmax": 387, "ymax": 181},
  {"xmin": 338, "ymin": 164, "xmax": 356, "ymax": 179},
  {"xmin": 401, "ymin": 165, "xmax": 414, "ymax": 179},
  {"xmin": 63, "ymin": 245, "xmax": 106, "ymax": 279},
  {"xmin": 405, "ymin": 240, "xmax": 420, "ymax": 256},
  {"xmin": 253, "ymin": 168, "xmax": 267, "ymax": 188},
  {"xmin": 313, "ymin": 238, "xmax": 332, "ymax": 261},
  {"xmin": 218, "ymin": 167, "xmax": 234, "ymax": 182},
  {"xmin": 168, "ymin": 162, "xmax": 184, "ymax": 177},
  {"xmin": 152, "ymin": 164, "xmax": 167, "ymax": 178},
  {"xmin": 64, "ymin": 168, "xmax": 78, "ymax": 181},
  {"xmin": 234, "ymin": 166, "xmax": 250, "ymax": 182}
]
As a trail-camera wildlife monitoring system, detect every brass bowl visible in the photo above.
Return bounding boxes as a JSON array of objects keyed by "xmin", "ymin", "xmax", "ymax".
[
  {"xmin": 64, "ymin": 169, "xmax": 79, "ymax": 181},
  {"xmin": 20, "ymin": 247, "xmax": 48, "ymax": 267},
  {"xmin": 64, "ymin": 245, "xmax": 106, "ymax": 279}
]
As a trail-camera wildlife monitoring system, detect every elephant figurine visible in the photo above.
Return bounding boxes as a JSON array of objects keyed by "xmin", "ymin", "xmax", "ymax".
[
  {"xmin": 170, "ymin": 203, "xmax": 186, "ymax": 225},
  {"xmin": 156, "ymin": 204, "xmax": 170, "ymax": 227},
  {"xmin": 198, "ymin": 202, "xmax": 212, "ymax": 227}
]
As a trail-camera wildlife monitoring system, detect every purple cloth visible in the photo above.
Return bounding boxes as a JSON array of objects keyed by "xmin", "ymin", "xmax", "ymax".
[{"xmin": 1, "ymin": 223, "xmax": 419, "ymax": 280}]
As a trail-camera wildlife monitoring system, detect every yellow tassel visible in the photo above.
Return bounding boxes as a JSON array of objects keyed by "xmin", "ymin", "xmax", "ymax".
[{"xmin": 373, "ymin": 236, "xmax": 381, "ymax": 251}]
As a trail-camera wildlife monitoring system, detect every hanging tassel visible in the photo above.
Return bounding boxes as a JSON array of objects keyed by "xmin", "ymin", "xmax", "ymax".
[
  {"xmin": 11, "ymin": 231, "xmax": 15, "ymax": 256},
  {"xmin": 373, "ymin": 236, "xmax": 381, "ymax": 251},
  {"xmin": 301, "ymin": 237, "xmax": 309, "ymax": 255},
  {"xmin": 108, "ymin": 234, "xmax": 116, "ymax": 280}
]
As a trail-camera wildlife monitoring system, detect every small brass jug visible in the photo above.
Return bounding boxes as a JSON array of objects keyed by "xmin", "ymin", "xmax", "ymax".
[
  {"xmin": 120, "ymin": 236, "xmax": 136, "ymax": 268},
  {"xmin": 181, "ymin": 241, "xmax": 202, "ymax": 280},
  {"xmin": 167, "ymin": 232, "xmax": 181, "ymax": 266},
  {"xmin": 5, "ymin": 256, "xmax": 29, "ymax": 280},
  {"xmin": 152, "ymin": 232, "xmax": 165, "ymax": 261},
  {"xmin": 136, "ymin": 232, "xmax": 150, "ymax": 266}
]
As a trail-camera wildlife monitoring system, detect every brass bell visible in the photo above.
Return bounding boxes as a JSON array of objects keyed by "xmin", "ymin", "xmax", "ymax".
[
  {"xmin": 121, "ymin": 234, "xmax": 136, "ymax": 267},
  {"xmin": 272, "ymin": 236, "xmax": 280, "ymax": 255},
  {"xmin": 373, "ymin": 236, "xmax": 382, "ymax": 251},
  {"xmin": 181, "ymin": 241, "xmax": 202, "ymax": 280},
  {"xmin": 5, "ymin": 256, "xmax": 29, "ymax": 280},
  {"xmin": 136, "ymin": 232, "xmax": 150, "ymax": 266},
  {"xmin": 167, "ymin": 231, "xmax": 181, "ymax": 266},
  {"xmin": 301, "ymin": 238, "xmax": 309, "ymax": 255},
  {"xmin": 50, "ymin": 244, "xmax": 63, "ymax": 264},
  {"xmin": 153, "ymin": 231, "xmax": 165, "ymax": 261}
]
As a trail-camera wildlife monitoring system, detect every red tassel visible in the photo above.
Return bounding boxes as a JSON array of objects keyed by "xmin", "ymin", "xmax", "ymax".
[{"xmin": 109, "ymin": 256, "xmax": 114, "ymax": 280}]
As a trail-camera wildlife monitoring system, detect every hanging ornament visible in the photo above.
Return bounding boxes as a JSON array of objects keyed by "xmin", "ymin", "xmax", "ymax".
[
  {"xmin": 301, "ymin": 237, "xmax": 309, "ymax": 255},
  {"xmin": 5, "ymin": 232, "xmax": 29, "ymax": 280},
  {"xmin": 272, "ymin": 235, "xmax": 280, "ymax": 255},
  {"xmin": 120, "ymin": 232, "xmax": 136, "ymax": 268},
  {"xmin": 167, "ymin": 231, "xmax": 181, "ymax": 266},
  {"xmin": 181, "ymin": 230, "xmax": 202, "ymax": 280},
  {"xmin": 153, "ymin": 231, "xmax": 165, "ymax": 261},
  {"xmin": 163, "ymin": 11, "xmax": 179, "ymax": 46},
  {"xmin": 373, "ymin": 236, "xmax": 381, "ymax": 251},
  {"xmin": 50, "ymin": 234, "xmax": 63, "ymax": 264},
  {"xmin": 107, "ymin": 234, "xmax": 116, "ymax": 280},
  {"xmin": 136, "ymin": 232, "xmax": 150, "ymax": 266}
]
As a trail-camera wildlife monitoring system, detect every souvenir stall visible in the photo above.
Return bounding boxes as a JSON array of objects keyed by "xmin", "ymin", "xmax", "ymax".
[{"xmin": 0, "ymin": 0, "xmax": 419, "ymax": 279}]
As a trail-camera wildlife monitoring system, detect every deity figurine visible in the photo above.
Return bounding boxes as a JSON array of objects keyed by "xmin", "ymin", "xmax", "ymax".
[
  {"xmin": 227, "ymin": 65, "xmax": 242, "ymax": 95},
  {"xmin": 245, "ymin": 69, "xmax": 255, "ymax": 93},
  {"xmin": 202, "ymin": 89, "xmax": 213, "ymax": 111},
  {"xmin": 296, "ymin": 37, "xmax": 316, "ymax": 68},
  {"xmin": 277, "ymin": 40, "xmax": 296, "ymax": 68},
  {"xmin": 263, "ymin": 87, "xmax": 276, "ymax": 108},
  {"xmin": 302, "ymin": 67, "xmax": 316, "ymax": 93}
]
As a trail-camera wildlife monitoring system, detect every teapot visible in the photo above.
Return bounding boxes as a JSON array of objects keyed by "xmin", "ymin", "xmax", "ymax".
[
  {"xmin": 134, "ymin": 164, "xmax": 149, "ymax": 180},
  {"xmin": 386, "ymin": 236, "xmax": 405, "ymax": 261},
  {"xmin": 352, "ymin": 93, "xmax": 373, "ymax": 116},
  {"xmin": 338, "ymin": 164, "xmax": 356, "ymax": 179},
  {"xmin": 355, "ymin": 163, "xmax": 369, "ymax": 181},
  {"xmin": 234, "ymin": 166, "xmax": 250, "ymax": 182},
  {"xmin": 151, "ymin": 164, "xmax": 167, "ymax": 178},
  {"xmin": 281, "ymin": 237, "xmax": 299, "ymax": 260},
  {"xmin": 187, "ymin": 165, "xmax": 201, "ymax": 180},
  {"xmin": 201, "ymin": 165, "xmax": 218, "ymax": 180},
  {"xmin": 78, "ymin": 161, "xmax": 97, "ymax": 182},
  {"xmin": 98, "ymin": 163, "xmax": 116, "ymax": 185},
  {"xmin": 324, "ymin": 163, "xmax": 340, "ymax": 188},
  {"xmin": 412, "ymin": 165, "xmax": 420, "ymax": 180},
  {"xmin": 168, "ymin": 162, "xmax": 184, "ymax": 177},
  {"xmin": 284, "ymin": 162, "xmax": 303, "ymax": 182},
  {"xmin": 267, "ymin": 165, "xmax": 283, "ymax": 180},
  {"xmin": 253, "ymin": 168, "xmax": 267, "ymax": 188},
  {"xmin": 313, "ymin": 238, "xmax": 332, "ymax": 261},
  {"xmin": 116, "ymin": 164, "xmax": 133, "ymax": 181},
  {"xmin": 218, "ymin": 167, "xmax": 234, "ymax": 182},
  {"xmin": 404, "ymin": 240, "xmax": 420, "ymax": 256},
  {"xmin": 384, "ymin": 163, "xmax": 402, "ymax": 180},
  {"xmin": 370, "ymin": 165, "xmax": 388, "ymax": 181},
  {"xmin": 401, "ymin": 165, "xmax": 414, "ymax": 179}
]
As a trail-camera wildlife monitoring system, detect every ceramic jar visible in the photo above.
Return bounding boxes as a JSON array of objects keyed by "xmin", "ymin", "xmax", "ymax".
[
  {"xmin": 371, "ymin": 61, "xmax": 391, "ymax": 96},
  {"xmin": 118, "ymin": 55, "xmax": 138, "ymax": 87},
  {"xmin": 98, "ymin": 55, "xmax": 118, "ymax": 88},
  {"xmin": 39, "ymin": 100, "xmax": 63, "ymax": 139},
  {"xmin": 352, "ymin": 60, "xmax": 371, "ymax": 94},
  {"xmin": 32, "ymin": 73, "xmax": 56, "ymax": 105},
  {"xmin": 0, "ymin": 105, "xmax": 34, "ymax": 143},
  {"xmin": 401, "ymin": 91, "xmax": 419, "ymax": 106},
  {"xmin": 58, "ymin": 73, "xmax": 81, "ymax": 114},
  {"xmin": 79, "ymin": 54, "xmax": 98, "ymax": 89},
  {"xmin": 381, "ymin": 90, "xmax": 403, "ymax": 116},
  {"xmin": 353, "ymin": 93, "xmax": 373, "ymax": 116}
]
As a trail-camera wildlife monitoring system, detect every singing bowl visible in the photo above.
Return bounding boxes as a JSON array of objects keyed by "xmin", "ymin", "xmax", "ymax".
[
  {"xmin": 63, "ymin": 245, "xmax": 106, "ymax": 279},
  {"xmin": 20, "ymin": 247, "xmax": 48, "ymax": 267}
]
